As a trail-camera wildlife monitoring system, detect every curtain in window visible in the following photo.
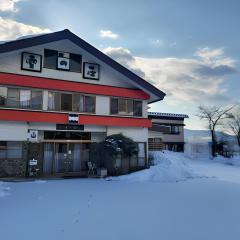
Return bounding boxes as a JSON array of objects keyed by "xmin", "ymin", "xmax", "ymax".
[
  {"xmin": 20, "ymin": 90, "xmax": 31, "ymax": 108},
  {"xmin": 73, "ymin": 94, "xmax": 84, "ymax": 112},
  {"xmin": 72, "ymin": 144, "xmax": 81, "ymax": 172},
  {"xmin": 48, "ymin": 92, "xmax": 55, "ymax": 110},
  {"xmin": 118, "ymin": 99, "xmax": 126, "ymax": 114},
  {"xmin": 126, "ymin": 99, "xmax": 133, "ymax": 115},
  {"xmin": 138, "ymin": 143, "xmax": 145, "ymax": 167},
  {"xmin": 43, "ymin": 143, "xmax": 53, "ymax": 174}
]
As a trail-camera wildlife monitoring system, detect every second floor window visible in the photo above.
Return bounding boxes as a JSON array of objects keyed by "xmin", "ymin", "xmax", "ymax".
[
  {"xmin": 0, "ymin": 86, "xmax": 42, "ymax": 110},
  {"xmin": 171, "ymin": 126, "xmax": 180, "ymax": 134},
  {"xmin": 110, "ymin": 98, "xmax": 142, "ymax": 117},
  {"xmin": 48, "ymin": 91, "xmax": 95, "ymax": 113}
]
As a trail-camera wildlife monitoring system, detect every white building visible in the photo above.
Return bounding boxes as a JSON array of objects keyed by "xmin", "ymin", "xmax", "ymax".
[{"xmin": 0, "ymin": 29, "xmax": 165, "ymax": 178}]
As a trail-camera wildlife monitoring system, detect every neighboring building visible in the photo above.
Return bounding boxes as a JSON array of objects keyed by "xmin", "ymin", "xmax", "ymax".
[
  {"xmin": 0, "ymin": 29, "xmax": 165, "ymax": 178},
  {"xmin": 148, "ymin": 112, "xmax": 189, "ymax": 152}
]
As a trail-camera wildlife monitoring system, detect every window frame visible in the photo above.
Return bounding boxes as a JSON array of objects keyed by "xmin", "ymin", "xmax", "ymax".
[
  {"xmin": 0, "ymin": 141, "xmax": 23, "ymax": 160},
  {"xmin": 110, "ymin": 97, "xmax": 143, "ymax": 117},
  {"xmin": 47, "ymin": 90, "xmax": 96, "ymax": 114},
  {"xmin": 0, "ymin": 86, "xmax": 43, "ymax": 110},
  {"xmin": 44, "ymin": 49, "xmax": 82, "ymax": 73}
]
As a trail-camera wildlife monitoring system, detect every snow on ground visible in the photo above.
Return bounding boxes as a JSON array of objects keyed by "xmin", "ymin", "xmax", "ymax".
[
  {"xmin": 110, "ymin": 151, "xmax": 202, "ymax": 182},
  {"xmin": 0, "ymin": 182, "xmax": 10, "ymax": 198},
  {"xmin": 1, "ymin": 152, "xmax": 240, "ymax": 240},
  {"xmin": 188, "ymin": 154, "xmax": 240, "ymax": 184}
]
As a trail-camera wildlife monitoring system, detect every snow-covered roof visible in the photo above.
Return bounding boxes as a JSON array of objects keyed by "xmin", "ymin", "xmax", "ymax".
[{"xmin": 148, "ymin": 112, "xmax": 189, "ymax": 119}]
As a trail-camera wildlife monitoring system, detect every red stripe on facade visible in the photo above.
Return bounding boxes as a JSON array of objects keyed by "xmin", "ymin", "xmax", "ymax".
[
  {"xmin": 0, "ymin": 72, "xmax": 150, "ymax": 100},
  {"xmin": 79, "ymin": 115, "xmax": 152, "ymax": 128},
  {"xmin": 0, "ymin": 109, "xmax": 152, "ymax": 128},
  {"xmin": 0, "ymin": 109, "xmax": 69, "ymax": 124}
]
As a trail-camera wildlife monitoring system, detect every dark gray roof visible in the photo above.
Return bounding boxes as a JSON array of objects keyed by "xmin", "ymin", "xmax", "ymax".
[
  {"xmin": 0, "ymin": 29, "xmax": 166, "ymax": 102},
  {"xmin": 148, "ymin": 112, "xmax": 189, "ymax": 119}
]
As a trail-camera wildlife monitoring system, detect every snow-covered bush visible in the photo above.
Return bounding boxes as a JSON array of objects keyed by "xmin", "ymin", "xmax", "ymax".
[{"xmin": 104, "ymin": 134, "xmax": 138, "ymax": 158}]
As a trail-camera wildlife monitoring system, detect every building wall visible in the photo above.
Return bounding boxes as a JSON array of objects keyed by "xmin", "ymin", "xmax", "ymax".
[
  {"xmin": 0, "ymin": 121, "xmax": 148, "ymax": 143},
  {"xmin": 0, "ymin": 39, "xmax": 149, "ymax": 118},
  {"xmin": 0, "ymin": 40, "xmax": 134, "ymax": 88},
  {"xmin": 107, "ymin": 126, "xmax": 148, "ymax": 142},
  {"xmin": 150, "ymin": 118, "xmax": 185, "ymax": 143},
  {"xmin": 0, "ymin": 37, "xmax": 155, "ymax": 177},
  {"xmin": 162, "ymin": 127, "xmax": 184, "ymax": 143},
  {"xmin": 0, "ymin": 121, "xmax": 28, "ymax": 141}
]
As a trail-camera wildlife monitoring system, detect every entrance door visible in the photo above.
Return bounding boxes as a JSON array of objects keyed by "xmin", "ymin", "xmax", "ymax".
[
  {"xmin": 55, "ymin": 143, "xmax": 73, "ymax": 173},
  {"xmin": 43, "ymin": 142, "xmax": 83, "ymax": 175}
]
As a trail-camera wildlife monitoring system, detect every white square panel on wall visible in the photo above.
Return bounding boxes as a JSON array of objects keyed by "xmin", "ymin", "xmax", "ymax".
[
  {"xmin": 57, "ymin": 57, "xmax": 70, "ymax": 70},
  {"xmin": 83, "ymin": 62, "xmax": 100, "ymax": 80},
  {"xmin": 21, "ymin": 52, "xmax": 42, "ymax": 72}
]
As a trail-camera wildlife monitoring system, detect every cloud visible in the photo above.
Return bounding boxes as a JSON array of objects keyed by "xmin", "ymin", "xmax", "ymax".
[
  {"xmin": 103, "ymin": 46, "xmax": 145, "ymax": 77},
  {"xmin": 0, "ymin": 17, "xmax": 51, "ymax": 41},
  {"xmin": 0, "ymin": 0, "xmax": 22, "ymax": 12},
  {"xmin": 99, "ymin": 30, "xmax": 118, "ymax": 39},
  {"xmin": 103, "ymin": 46, "xmax": 236, "ymax": 106},
  {"xmin": 195, "ymin": 47, "xmax": 235, "ymax": 67},
  {"xmin": 150, "ymin": 39, "xmax": 163, "ymax": 47}
]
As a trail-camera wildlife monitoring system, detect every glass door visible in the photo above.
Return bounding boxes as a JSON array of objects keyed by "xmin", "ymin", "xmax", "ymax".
[
  {"xmin": 43, "ymin": 142, "xmax": 83, "ymax": 174},
  {"xmin": 55, "ymin": 143, "xmax": 73, "ymax": 173}
]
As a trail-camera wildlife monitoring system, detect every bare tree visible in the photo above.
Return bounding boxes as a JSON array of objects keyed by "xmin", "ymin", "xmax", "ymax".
[
  {"xmin": 227, "ymin": 107, "xmax": 240, "ymax": 147},
  {"xmin": 197, "ymin": 105, "xmax": 233, "ymax": 157}
]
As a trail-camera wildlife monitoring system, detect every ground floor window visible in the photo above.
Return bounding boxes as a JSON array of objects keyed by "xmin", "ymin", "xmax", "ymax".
[
  {"xmin": 0, "ymin": 141, "xmax": 24, "ymax": 177},
  {"xmin": 148, "ymin": 138, "xmax": 164, "ymax": 151},
  {"xmin": 165, "ymin": 143, "xmax": 184, "ymax": 152},
  {"xmin": 0, "ymin": 141, "xmax": 23, "ymax": 159}
]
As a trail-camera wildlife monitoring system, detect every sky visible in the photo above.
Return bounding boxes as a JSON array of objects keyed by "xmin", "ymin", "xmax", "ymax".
[{"xmin": 0, "ymin": 0, "xmax": 239, "ymax": 130}]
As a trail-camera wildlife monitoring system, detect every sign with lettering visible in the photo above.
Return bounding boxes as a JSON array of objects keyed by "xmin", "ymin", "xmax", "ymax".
[
  {"xmin": 56, "ymin": 124, "xmax": 84, "ymax": 131},
  {"xmin": 28, "ymin": 130, "xmax": 38, "ymax": 142},
  {"xmin": 83, "ymin": 62, "xmax": 100, "ymax": 80},
  {"xmin": 29, "ymin": 159, "xmax": 38, "ymax": 166},
  {"xmin": 21, "ymin": 52, "xmax": 42, "ymax": 72},
  {"xmin": 57, "ymin": 52, "xmax": 70, "ymax": 70}
]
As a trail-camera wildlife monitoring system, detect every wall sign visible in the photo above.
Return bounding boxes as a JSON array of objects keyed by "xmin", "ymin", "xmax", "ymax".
[
  {"xmin": 83, "ymin": 62, "xmax": 100, "ymax": 80},
  {"xmin": 21, "ymin": 52, "xmax": 42, "ymax": 72},
  {"xmin": 57, "ymin": 52, "xmax": 70, "ymax": 71},
  {"xmin": 56, "ymin": 124, "xmax": 84, "ymax": 131},
  {"xmin": 29, "ymin": 159, "xmax": 38, "ymax": 166},
  {"xmin": 28, "ymin": 130, "xmax": 38, "ymax": 142},
  {"xmin": 69, "ymin": 114, "xmax": 79, "ymax": 124}
]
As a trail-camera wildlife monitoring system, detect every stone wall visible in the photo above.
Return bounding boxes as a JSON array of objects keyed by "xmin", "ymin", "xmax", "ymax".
[{"xmin": 0, "ymin": 158, "xmax": 26, "ymax": 177}]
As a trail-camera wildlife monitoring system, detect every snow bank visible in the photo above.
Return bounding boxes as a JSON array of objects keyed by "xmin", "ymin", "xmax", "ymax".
[
  {"xmin": 215, "ymin": 154, "xmax": 240, "ymax": 166},
  {"xmin": 110, "ymin": 151, "xmax": 200, "ymax": 183},
  {"xmin": 0, "ymin": 182, "xmax": 10, "ymax": 198}
]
